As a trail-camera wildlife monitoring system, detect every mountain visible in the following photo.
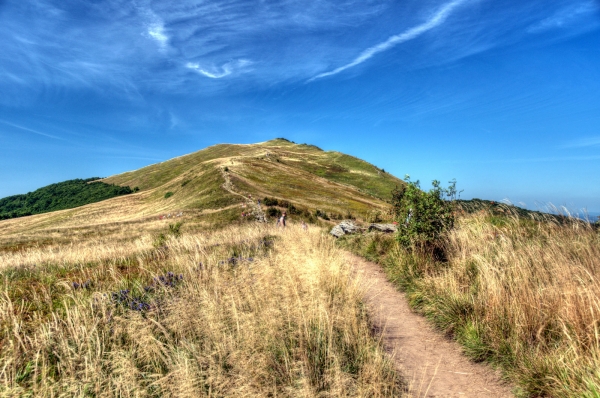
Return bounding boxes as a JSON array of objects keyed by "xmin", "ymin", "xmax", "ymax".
[{"xmin": 0, "ymin": 139, "xmax": 403, "ymax": 245}]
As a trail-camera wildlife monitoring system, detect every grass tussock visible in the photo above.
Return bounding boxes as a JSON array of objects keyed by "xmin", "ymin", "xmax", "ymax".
[
  {"xmin": 340, "ymin": 212, "xmax": 600, "ymax": 397},
  {"xmin": 0, "ymin": 224, "xmax": 401, "ymax": 397}
]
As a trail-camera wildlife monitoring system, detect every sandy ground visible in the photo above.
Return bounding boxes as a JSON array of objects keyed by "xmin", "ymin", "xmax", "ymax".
[{"xmin": 349, "ymin": 253, "xmax": 514, "ymax": 398}]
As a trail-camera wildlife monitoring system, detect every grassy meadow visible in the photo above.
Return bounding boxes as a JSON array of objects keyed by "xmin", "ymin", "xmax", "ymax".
[
  {"xmin": 0, "ymin": 222, "xmax": 402, "ymax": 397},
  {"xmin": 339, "ymin": 209, "xmax": 600, "ymax": 397}
]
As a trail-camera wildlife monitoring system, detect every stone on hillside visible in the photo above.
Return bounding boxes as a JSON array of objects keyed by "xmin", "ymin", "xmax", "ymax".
[
  {"xmin": 330, "ymin": 220, "xmax": 360, "ymax": 238},
  {"xmin": 368, "ymin": 223, "xmax": 397, "ymax": 233}
]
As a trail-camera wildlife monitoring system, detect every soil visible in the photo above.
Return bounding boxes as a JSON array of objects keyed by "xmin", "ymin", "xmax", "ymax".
[{"xmin": 349, "ymin": 253, "xmax": 515, "ymax": 397}]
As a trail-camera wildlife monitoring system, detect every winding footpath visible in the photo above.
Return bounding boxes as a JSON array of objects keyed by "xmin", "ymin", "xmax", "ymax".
[
  {"xmin": 348, "ymin": 253, "xmax": 514, "ymax": 397},
  {"xmin": 220, "ymin": 167, "xmax": 267, "ymax": 222}
]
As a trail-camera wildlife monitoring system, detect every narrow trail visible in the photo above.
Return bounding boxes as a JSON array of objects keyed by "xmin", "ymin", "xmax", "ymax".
[
  {"xmin": 220, "ymin": 168, "xmax": 267, "ymax": 222},
  {"xmin": 348, "ymin": 253, "xmax": 514, "ymax": 397}
]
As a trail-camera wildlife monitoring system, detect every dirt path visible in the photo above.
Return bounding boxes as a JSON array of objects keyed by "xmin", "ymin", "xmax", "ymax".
[
  {"xmin": 220, "ymin": 168, "xmax": 267, "ymax": 222},
  {"xmin": 348, "ymin": 253, "xmax": 514, "ymax": 397}
]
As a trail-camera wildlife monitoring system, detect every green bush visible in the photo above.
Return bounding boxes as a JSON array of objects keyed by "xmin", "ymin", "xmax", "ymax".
[
  {"xmin": 391, "ymin": 176, "xmax": 457, "ymax": 250},
  {"xmin": 314, "ymin": 209, "xmax": 330, "ymax": 220},
  {"xmin": 263, "ymin": 197, "xmax": 278, "ymax": 206},
  {"xmin": 267, "ymin": 207, "xmax": 282, "ymax": 218},
  {"xmin": 164, "ymin": 192, "xmax": 174, "ymax": 199}
]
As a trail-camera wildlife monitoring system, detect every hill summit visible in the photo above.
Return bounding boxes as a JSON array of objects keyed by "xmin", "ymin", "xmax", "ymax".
[{"xmin": 0, "ymin": 139, "xmax": 402, "ymax": 243}]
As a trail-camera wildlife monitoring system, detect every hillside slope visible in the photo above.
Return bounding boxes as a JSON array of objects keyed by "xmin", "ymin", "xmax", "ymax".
[{"xmin": 0, "ymin": 139, "xmax": 403, "ymax": 246}]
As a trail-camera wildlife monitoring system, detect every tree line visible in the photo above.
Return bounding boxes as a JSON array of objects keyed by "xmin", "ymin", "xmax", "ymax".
[{"xmin": 0, "ymin": 178, "xmax": 136, "ymax": 220}]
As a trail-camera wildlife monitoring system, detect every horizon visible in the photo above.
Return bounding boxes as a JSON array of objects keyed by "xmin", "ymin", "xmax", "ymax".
[{"xmin": 1, "ymin": 0, "xmax": 599, "ymax": 212}]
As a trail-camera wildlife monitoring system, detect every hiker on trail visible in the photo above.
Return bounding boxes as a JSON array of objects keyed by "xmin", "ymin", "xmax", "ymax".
[{"xmin": 278, "ymin": 212, "xmax": 287, "ymax": 227}]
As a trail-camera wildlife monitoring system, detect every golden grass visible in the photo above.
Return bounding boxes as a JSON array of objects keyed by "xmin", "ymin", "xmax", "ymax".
[
  {"xmin": 0, "ymin": 224, "xmax": 402, "ymax": 397},
  {"xmin": 340, "ymin": 212, "xmax": 600, "ymax": 397},
  {"xmin": 441, "ymin": 213, "xmax": 600, "ymax": 396}
]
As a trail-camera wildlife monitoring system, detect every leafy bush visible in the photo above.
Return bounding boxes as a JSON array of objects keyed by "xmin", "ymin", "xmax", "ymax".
[
  {"xmin": 392, "ymin": 176, "xmax": 457, "ymax": 249},
  {"xmin": 263, "ymin": 197, "xmax": 278, "ymax": 206},
  {"xmin": 164, "ymin": 192, "xmax": 174, "ymax": 199},
  {"xmin": 267, "ymin": 207, "xmax": 282, "ymax": 218},
  {"xmin": 0, "ymin": 178, "xmax": 134, "ymax": 220},
  {"xmin": 314, "ymin": 209, "xmax": 330, "ymax": 220}
]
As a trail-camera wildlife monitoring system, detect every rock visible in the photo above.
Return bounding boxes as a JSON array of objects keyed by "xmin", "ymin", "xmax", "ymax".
[
  {"xmin": 330, "ymin": 220, "xmax": 360, "ymax": 238},
  {"xmin": 330, "ymin": 225, "xmax": 346, "ymax": 238},
  {"xmin": 368, "ymin": 223, "xmax": 397, "ymax": 233}
]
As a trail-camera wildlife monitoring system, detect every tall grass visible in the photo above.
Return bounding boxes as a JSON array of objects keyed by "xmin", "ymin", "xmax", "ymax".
[
  {"xmin": 340, "ymin": 212, "xmax": 600, "ymax": 397},
  {"xmin": 0, "ymin": 224, "xmax": 401, "ymax": 397}
]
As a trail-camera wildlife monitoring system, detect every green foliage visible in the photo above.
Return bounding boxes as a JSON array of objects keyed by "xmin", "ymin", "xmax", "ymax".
[
  {"xmin": 267, "ymin": 207, "xmax": 282, "ymax": 218},
  {"xmin": 263, "ymin": 197, "xmax": 278, "ymax": 206},
  {"xmin": 314, "ymin": 209, "xmax": 330, "ymax": 220},
  {"xmin": 392, "ymin": 176, "xmax": 457, "ymax": 249},
  {"xmin": 164, "ymin": 192, "xmax": 174, "ymax": 199},
  {"xmin": 168, "ymin": 222, "xmax": 183, "ymax": 237},
  {"xmin": 0, "ymin": 178, "xmax": 134, "ymax": 220}
]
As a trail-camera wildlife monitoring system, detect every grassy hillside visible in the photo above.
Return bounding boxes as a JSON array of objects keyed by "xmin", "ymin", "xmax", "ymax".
[
  {"xmin": 0, "ymin": 178, "xmax": 134, "ymax": 220},
  {"xmin": 0, "ymin": 139, "xmax": 402, "ymax": 249}
]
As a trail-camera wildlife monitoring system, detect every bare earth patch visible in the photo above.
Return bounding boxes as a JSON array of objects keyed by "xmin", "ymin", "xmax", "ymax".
[{"xmin": 349, "ymin": 253, "xmax": 514, "ymax": 397}]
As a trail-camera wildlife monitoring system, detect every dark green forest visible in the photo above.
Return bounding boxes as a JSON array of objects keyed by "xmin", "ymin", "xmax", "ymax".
[{"xmin": 0, "ymin": 178, "xmax": 136, "ymax": 220}]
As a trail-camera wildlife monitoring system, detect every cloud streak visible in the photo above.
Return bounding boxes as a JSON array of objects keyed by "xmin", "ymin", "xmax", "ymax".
[
  {"xmin": 528, "ymin": 1, "xmax": 598, "ymax": 33},
  {"xmin": 308, "ymin": 0, "xmax": 470, "ymax": 81},
  {"xmin": 148, "ymin": 21, "xmax": 169, "ymax": 48},
  {"xmin": 186, "ymin": 59, "xmax": 252, "ymax": 79},
  {"xmin": 563, "ymin": 136, "xmax": 600, "ymax": 148},
  {"xmin": 0, "ymin": 120, "xmax": 65, "ymax": 141}
]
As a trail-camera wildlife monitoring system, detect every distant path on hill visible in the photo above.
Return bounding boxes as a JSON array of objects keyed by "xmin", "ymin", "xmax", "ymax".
[
  {"xmin": 348, "ymin": 253, "xmax": 514, "ymax": 397},
  {"xmin": 220, "ymin": 167, "xmax": 267, "ymax": 222}
]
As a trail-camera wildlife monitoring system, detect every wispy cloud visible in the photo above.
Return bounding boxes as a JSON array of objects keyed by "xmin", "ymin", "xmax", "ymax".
[
  {"xmin": 528, "ymin": 1, "xmax": 598, "ymax": 33},
  {"xmin": 308, "ymin": 0, "xmax": 470, "ymax": 81},
  {"xmin": 148, "ymin": 21, "xmax": 169, "ymax": 49},
  {"xmin": 0, "ymin": 0, "xmax": 596, "ymax": 100},
  {"xmin": 0, "ymin": 120, "xmax": 65, "ymax": 141},
  {"xmin": 563, "ymin": 136, "xmax": 600, "ymax": 148},
  {"xmin": 186, "ymin": 59, "xmax": 252, "ymax": 79}
]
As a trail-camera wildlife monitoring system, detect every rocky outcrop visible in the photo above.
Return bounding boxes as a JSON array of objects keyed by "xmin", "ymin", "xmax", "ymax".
[
  {"xmin": 331, "ymin": 220, "xmax": 398, "ymax": 237},
  {"xmin": 368, "ymin": 223, "xmax": 397, "ymax": 233},
  {"xmin": 330, "ymin": 220, "xmax": 361, "ymax": 238}
]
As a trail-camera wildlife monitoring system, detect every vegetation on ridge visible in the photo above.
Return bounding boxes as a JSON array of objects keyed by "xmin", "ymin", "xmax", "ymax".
[{"xmin": 0, "ymin": 178, "xmax": 136, "ymax": 220}]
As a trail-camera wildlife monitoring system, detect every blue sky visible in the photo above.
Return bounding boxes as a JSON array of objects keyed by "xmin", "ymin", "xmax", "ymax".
[{"xmin": 1, "ymin": 0, "xmax": 599, "ymax": 213}]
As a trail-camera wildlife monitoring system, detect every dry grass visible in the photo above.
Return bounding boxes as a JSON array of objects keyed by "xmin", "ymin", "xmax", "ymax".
[
  {"xmin": 340, "ymin": 212, "xmax": 600, "ymax": 397},
  {"xmin": 0, "ymin": 224, "xmax": 402, "ymax": 397},
  {"xmin": 441, "ymin": 213, "xmax": 600, "ymax": 396}
]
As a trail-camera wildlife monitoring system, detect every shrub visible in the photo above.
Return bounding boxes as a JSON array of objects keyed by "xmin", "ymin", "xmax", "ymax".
[
  {"xmin": 267, "ymin": 207, "xmax": 282, "ymax": 218},
  {"xmin": 164, "ymin": 192, "xmax": 174, "ymax": 199},
  {"xmin": 314, "ymin": 209, "xmax": 330, "ymax": 221},
  {"xmin": 392, "ymin": 176, "xmax": 457, "ymax": 250},
  {"xmin": 263, "ymin": 197, "xmax": 278, "ymax": 206}
]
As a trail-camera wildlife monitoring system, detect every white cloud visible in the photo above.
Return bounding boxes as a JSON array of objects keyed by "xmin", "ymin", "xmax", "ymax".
[
  {"xmin": 528, "ymin": 2, "xmax": 597, "ymax": 33},
  {"xmin": 308, "ymin": 0, "xmax": 470, "ymax": 81},
  {"xmin": 148, "ymin": 21, "xmax": 169, "ymax": 48},
  {"xmin": 186, "ymin": 59, "xmax": 252, "ymax": 79}
]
